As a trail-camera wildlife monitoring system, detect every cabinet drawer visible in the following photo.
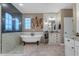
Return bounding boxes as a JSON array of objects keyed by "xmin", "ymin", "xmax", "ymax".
[
  {"xmin": 65, "ymin": 45, "xmax": 75, "ymax": 56},
  {"xmin": 75, "ymin": 40, "xmax": 79, "ymax": 46}
]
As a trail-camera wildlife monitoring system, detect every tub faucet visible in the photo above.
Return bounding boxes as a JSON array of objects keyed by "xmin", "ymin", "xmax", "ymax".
[{"xmin": 31, "ymin": 32, "xmax": 34, "ymax": 36}]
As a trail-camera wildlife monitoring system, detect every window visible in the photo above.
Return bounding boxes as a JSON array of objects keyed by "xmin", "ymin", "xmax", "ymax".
[
  {"xmin": 24, "ymin": 18, "xmax": 31, "ymax": 29},
  {"xmin": 5, "ymin": 13, "xmax": 12, "ymax": 31},
  {"xmin": 15, "ymin": 18, "xmax": 20, "ymax": 31}
]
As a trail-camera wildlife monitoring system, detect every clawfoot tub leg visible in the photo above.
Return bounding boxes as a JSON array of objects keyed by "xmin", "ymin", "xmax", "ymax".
[
  {"xmin": 23, "ymin": 41, "xmax": 26, "ymax": 46},
  {"xmin": 37, "ymin": 41, "xmax": 39, "ymax": 45}
]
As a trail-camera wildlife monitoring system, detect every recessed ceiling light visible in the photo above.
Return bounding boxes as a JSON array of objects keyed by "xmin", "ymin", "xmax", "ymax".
[{"xmin": 19, "ymin": 3, "xmax": 24, "ymax": 6}]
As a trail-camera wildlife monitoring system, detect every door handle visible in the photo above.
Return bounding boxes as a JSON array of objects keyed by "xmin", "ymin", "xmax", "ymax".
[
  {"xmin": 67, "ymin": 40, "xmax": 70, "ymax": 42},
  {"xmin": 65, "ymin": 32, "xmax": 67, "ymax": 34},
  {"xmin": 72, "ymin": 47, "xmax": 74, "ymax": 49}
]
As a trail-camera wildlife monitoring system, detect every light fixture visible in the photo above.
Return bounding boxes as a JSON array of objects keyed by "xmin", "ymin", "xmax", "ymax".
[
  {"xmin": 19, "ymin": 3, "xmax": 24, "ymax": 6},
  {"xmin": 44, "ymin": 22, "xmax": 48, "ymax": 25},
  {"xmin": 48, "ymin": 17, "xmax": 56, "ymax": 21},
  {"xmin": 49, "ymin": 23, "xmax": 51, "ymax": 25},
  {"xmin": 48, "ymin": 22, "xmax": 51, "ymax": 27}
]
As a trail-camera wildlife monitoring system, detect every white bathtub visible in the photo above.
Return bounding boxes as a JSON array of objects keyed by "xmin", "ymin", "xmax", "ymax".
[
  {"xmin": 21, "ymin": 35, "xmax": 42, "ymax": 42},
  {"xmin": 21, "ymin": 32, "xmax": 43, "ymax": 43}
]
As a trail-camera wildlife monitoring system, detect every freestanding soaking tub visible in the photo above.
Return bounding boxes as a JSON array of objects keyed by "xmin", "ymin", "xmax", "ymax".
[{"xmin": 21, "ymin": 32, "xmax": 43, "ymax": 45}]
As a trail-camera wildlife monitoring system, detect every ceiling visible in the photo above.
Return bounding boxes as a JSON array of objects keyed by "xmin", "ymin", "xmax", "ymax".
[{"xmin": 12, "ymin": 3, "xmax": 73, "ymax": 13}]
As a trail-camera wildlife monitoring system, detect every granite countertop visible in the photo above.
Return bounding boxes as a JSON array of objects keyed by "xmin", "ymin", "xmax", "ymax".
[
  {"xmin": 66, "ymin": 35, "xmax": 79, "ymax": 41},
  {"xmin": 49, "ymin": 31, "xmax": 61, "ymax": 33},
  {"xmin": 64, "ymin": 34, "xmax": 76, "ymax": 40}
]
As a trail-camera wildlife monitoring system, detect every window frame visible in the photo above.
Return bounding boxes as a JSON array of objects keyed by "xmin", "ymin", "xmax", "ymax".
[
  {"xmin": 2, "ymin": 12, "xmax": 22, "ymax": 33},
  {"xmin": 14, "ymin": 17, "xmax": 20, "ymax": 31},
  {"xmin": 24, "ymin": 17, "xmax": 31, "ymax": 30},
  {"xmin": 5, "ymin": 12, "xmax": 13, "ymax": 31},
  {"xmin": 1, "ymin": 3, "xmax": 22, "ymax": 33}
]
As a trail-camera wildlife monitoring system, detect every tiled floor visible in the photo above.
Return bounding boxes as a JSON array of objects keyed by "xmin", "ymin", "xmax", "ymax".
[{"xmin": 1, "ymin": 43, "xmax": 65, "ymax": 56}]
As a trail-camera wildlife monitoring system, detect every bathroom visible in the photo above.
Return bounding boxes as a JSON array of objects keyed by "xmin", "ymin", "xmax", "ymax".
[{"xmin": 0, "ymin": 3, "xmax": 78, "ymax": 56}]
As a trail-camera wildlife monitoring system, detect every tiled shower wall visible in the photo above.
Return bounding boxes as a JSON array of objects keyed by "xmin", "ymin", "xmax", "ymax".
[{"xmin": 2, "ymin": 33, "xmax": 21, "ymax": 53}]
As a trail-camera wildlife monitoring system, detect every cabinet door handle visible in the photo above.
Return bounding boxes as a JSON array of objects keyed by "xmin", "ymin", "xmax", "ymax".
[
  {"xmin": 72, "ymin": 38, "xmax": 74, "ymax": 40},
  {"xmin": 65, "ymin": 32, "xmax": 67, "ymax": 34},
  {"xmin": 67, "ymin": 40, "xmax": 70, "ymax": 42},
  {"xmin": 72, "ymin": 47, "xmax": 74, "ymax": 49}
]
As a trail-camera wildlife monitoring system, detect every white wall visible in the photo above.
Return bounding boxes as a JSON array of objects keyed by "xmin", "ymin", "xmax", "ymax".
[{"xmin": 2, "ymin": 32, "xmax": 21, "ymax": 53}]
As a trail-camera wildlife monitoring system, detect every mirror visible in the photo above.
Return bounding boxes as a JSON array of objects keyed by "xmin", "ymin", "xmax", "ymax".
[{"xmin": 43, "ymin": 13, "xmax": 61, "ymax": 32}]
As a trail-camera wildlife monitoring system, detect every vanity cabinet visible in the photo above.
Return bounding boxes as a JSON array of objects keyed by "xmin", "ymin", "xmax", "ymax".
[
  {"xmin": 64, "ymin": 16, "xmax": 75, "ymax": 56},
  {"xmin": 75, "ymin": 46, "xmax": 79, "ymax": 56},
  {"xmin": 64, "ymin": 37, "xmax": 79, "ymax": 56},
  {"xmin": 72, "ymin": 4, "xmax": 79, "ymax": 56},
  {"xmin": 64, "ymin": 37, "xmax": 75, "ymax": 56},
  {"xmin": 49, "ymin": 32, "xmax": 62, "ymax": 44},
  {"xmin": 75, "ymin": 40, "xmax": 79, "ymax": 56}
]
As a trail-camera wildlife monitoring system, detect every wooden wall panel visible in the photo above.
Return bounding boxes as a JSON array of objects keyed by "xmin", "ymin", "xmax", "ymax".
[{"xmin": 32, "ymin": 16, "xmax": 43, "ymax": 31}]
